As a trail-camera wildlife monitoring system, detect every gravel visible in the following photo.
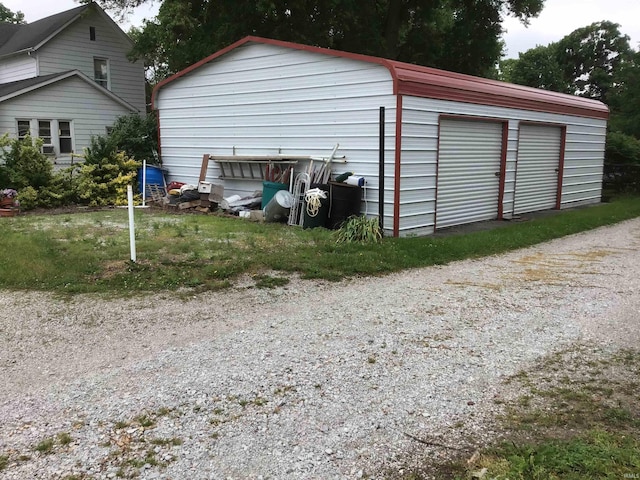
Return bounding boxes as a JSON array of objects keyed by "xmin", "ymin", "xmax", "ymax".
[{"xmin": 1, "ymin": 217, "xmax": 639, "ymax": 479}]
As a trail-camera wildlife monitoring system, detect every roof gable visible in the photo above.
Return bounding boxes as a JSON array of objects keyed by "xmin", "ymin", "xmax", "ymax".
[
  {"xmin": 153, "ymin": 36, "xmax": 609, "ymax": 120},
  {"xmin": 0, "ymin": 4, "xmax": 133, "ymax": 58},
  {"xmin": 0, "ymin": 70, "xmax": 137, "ymax": 112}
]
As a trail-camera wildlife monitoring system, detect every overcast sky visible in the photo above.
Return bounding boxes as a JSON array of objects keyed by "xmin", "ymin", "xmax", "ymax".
[{"xmin": 4, "ymin": 0, "xmax": 640, "ymax": 59}]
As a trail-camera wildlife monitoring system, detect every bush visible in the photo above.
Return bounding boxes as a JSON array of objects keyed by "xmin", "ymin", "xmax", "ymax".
[
  {"xmin": 76, "ymin": 136, "xmax": 139, "ymax": 206},
  {"xmin": 0, "ymin": 134, "xmax": 53, "ymax": 189},
  {"xmin": 605, "ymin": 131, "xmax": 640, "ymax": 165},
  {"xmin": 108, "ymin": 113, "xmax": 158, "ymax": 164}
]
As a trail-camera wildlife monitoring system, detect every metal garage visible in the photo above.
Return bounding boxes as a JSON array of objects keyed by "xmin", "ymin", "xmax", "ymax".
[{"xmin": 153, "ymin": 36, "xmax": 609, "ymax": 237}]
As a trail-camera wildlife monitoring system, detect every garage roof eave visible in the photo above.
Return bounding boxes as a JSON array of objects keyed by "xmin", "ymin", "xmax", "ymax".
[{"xmin": 152, "ymin": 36, "xmax": 609, "ymax": 120}]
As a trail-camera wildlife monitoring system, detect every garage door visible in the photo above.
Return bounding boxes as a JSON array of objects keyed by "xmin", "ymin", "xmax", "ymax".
[
  {"xmin": 514, "ymin": 124, "xmax": 563, "ymax": 215},
  {"xmin": 436, "ymin": 119, "xmax": 504, "ymax": 229}
]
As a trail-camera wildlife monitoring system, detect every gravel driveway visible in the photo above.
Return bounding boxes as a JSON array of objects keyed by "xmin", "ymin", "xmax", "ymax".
[{"xmin": 1, "ymin": 217, "xmax": 639, "ymax": 479}]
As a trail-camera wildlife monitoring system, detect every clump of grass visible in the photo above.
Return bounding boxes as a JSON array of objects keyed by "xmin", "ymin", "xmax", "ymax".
[
  {"xmin": 0, "ymin": 454, "xmax": 8, "ymax": 471},
  {"xmin": 57, "ymin": 432, "xmax": 73, "ymax": 446},
  {"xmin": 335, "ymin": 215, "xmax": 382, "ymax": 244},
  {"xmin": 253, "ymin": 274, "xmax": 290, "ymax": 289},
  {"xmin": 34, "ymin": 438, "xmax": 55, "ymax": 454}
]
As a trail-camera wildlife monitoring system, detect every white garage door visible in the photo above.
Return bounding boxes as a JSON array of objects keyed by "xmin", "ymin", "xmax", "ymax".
[
  {"xmin": 514, "ymin": 124, "xmax": 563, "ymax": 215},
  {"xmin": 436, "ymin": 119, "xmax": 504, "ymax": 229}
]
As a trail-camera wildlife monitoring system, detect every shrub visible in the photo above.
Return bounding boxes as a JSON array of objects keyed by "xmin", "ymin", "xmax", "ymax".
[
  {"xmin": 108, "ymin": 113, "xmax": 158, "ymax": 164},
  {"xmin": 605, "ymin": 131, "xmax": 640, "ymax": 165},
  {"xmin": 76, "ymin": 136, "xmax": 139, "ymax": 206},
  {"xmin": 0, "ymin": 134, "xmax": 53, "ymax": 189},
  {"xmin": 17, "ymin": 186, "xmax": 38, "ymax": 210}
]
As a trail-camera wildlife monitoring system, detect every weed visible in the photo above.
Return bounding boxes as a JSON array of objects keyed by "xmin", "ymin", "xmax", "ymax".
[
  {"xmin": 114, "ymin": 420, "xmax": 130, "ymax": 430},
  {"xmin": 367, "ymin": 356, "xmax": 377, "ymax": 364},
  {"xmin": 34, "ymin": 438, "xmax": 55, "ymax": 454},
  {"xmin": 335, "ymin": 215, "xmax": 382, "ymax": 244},
  {"xmin": 253, "ymin": 274, "xmax": 290, "ymax": 289},
  {"xmin": 57, "ymin": 432, "xmax": 73, "ymax": 446},
  {"xmin": 149, "ymin": 437, "xmax": 183, "ymax": 446},
  {"xmin": 135, "ymin": 415, "xmax": 155, "ymax": 428},
  {"xmin": 0, "ymin": 455, "xmax": 8, "ymax": 471}
]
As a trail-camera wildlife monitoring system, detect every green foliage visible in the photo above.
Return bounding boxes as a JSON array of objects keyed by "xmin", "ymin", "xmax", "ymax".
[
  {"xmin": 77, "ymin": 136, "xmax": 139, "ymax": 206},
  {"xmin": 0, "ymin": 135, "xmax": 53, "ymax": 190},
  {"xmin": 335, "ymin": 215, "xmax": 383, "ymax": 244},
  {"xmin": 122, "ymin": 0, "xmax": 544, "ymax": 82},
  {"xmin": 505, "ymin": 44, "xmax": 570, "ymax": 92},
  {"xmin": 608, "ymin": 51, "xmax": 640, "ymax": 138},
  {"xmin": 605, "ymin": 131, "xmax": 640, "ymax": 165},
  {"xmin": 0, "ymin": 3, "xmax": 25, "ymax": 24},
  {"xmin": 17, "ymin": 186, "xmax": 38, "ymax": 210},
  {"xmin": 108, "ymin": 113, "xmax": 158, "ymax": 164},
  {"xmin": 556, "ymin": 21, "xmax": 632, "ymax": 102}
]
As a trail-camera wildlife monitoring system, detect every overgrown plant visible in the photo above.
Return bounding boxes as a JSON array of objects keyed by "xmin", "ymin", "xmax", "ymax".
[
  {"xmin": 335, "ymin": 215, "xmax": 383, "ymax": 244},
  {"xmin": 76, "ymin": 135, "xmax": 139, "ymax": 206},
  {"xmin": 0, "ymin": 134, "xmax": 53, "ymax": 190},
  {"xmin": 108, "ymin": 113, "xmax": 159, "ymax": 164}
]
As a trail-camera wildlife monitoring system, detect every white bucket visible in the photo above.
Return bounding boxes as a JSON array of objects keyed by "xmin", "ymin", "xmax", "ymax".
[{"xmin": 264, "ymin": 190, "xmax": 293, "ymax": 222}]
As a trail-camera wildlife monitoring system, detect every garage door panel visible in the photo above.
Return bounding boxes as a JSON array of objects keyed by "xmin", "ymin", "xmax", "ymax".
[
  {"xmin": 514, "ymin": 124, "xmax": 562, "ymax": 214},
  {"xmin": 436, "ymin": 119, "xmax": 503, "ymax": 229}
]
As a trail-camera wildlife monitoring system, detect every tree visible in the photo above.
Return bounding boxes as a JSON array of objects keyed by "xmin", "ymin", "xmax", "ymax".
[
  {"xmin": 607, "ymin": 52, "xmax": 640, "ymax": 138},
  {"xmin": 504, "ymin": 44, "xmax": 569, "ymax": 92},
  {"xmin": 0, "ymin": 2, "xmax": 25, "ymax": 24},
  {"xmin": 87, "ymin": 0, "xmax": 546, "ymax": 81},
  {"xmin": 555, "ymin": 21, "xmax": 632, "ymax": 103}
]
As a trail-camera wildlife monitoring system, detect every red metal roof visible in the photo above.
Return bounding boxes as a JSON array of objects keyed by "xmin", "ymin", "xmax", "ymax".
[{"xmin": 152, "ymin": 36, "xmax": 609, "ymax": 120}]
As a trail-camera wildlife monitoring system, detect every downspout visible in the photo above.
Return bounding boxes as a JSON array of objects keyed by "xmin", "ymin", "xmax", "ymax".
[
  {"xmin": 393, "ymin": 95, "xmax": 403, "ymax": 237},
  {"xmin": 379, "ymin": 106, "xmax": 385, "ymax": 232}
]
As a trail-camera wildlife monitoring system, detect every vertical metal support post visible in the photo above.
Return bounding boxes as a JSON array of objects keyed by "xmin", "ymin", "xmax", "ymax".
[
  {"xmin": 379, "ymin": 107, "xmax": 385, "ymax": 231},
  {"xmin": 142, "ymin": 159, "xmax": 147, "ymax": 207}
]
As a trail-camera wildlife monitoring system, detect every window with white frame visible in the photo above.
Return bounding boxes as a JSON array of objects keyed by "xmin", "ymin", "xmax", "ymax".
[
  {"xmin": 16, "ymin": 119, "xmax": 74, "ymax": 156},
  {"xmin": 94, "ymin": 57, "xmax": 109, "ymax": 89},
  {"xmin": 17, "ymin": 120, "xmax": 30, "ymax": 140},
  {"xmin": 58, "ymin": 121, "xmax": 73, "ymax": 154}
]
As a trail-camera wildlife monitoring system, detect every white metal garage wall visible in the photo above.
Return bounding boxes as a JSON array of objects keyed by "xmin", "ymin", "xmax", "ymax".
[
  {"xmin": 154, "ymin": 43, "xmax": 398, "ymax": 233},
  {"xmin": 514, "ymin": 124, "xmax": 563, "ymax": 214},
  {"xmin": 435, "ymin": 119, "xmax": 504, "ymax": 229}
]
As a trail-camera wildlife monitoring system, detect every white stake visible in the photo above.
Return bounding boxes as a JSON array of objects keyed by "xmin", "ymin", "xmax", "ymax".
[
  {"xmin": 127, "ymin": 184, "xmax": 137, "ymax": 262},
  {"xmin": 142, "ymin": 159, "xmax": 147, "ymax": 207}
]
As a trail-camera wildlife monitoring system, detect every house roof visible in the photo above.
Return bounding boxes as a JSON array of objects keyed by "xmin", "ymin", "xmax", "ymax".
[
  {"xmin": 152, "ymin": 36, "xmax": 609, "ymax": 120},
  {"xmin": 0, "ymin": 70, "xmax": 138, "ymax": 111},
  {"xmin": 0, "ymin": 4, "xmax": 133, "ymax": 58}
]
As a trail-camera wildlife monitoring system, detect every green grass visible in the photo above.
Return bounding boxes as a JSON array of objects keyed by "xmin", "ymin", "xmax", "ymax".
[
  {"xmin": 1, "ymin": 196, "xmax": 639, "ymax": 295},
  {"xmin": 418, "ymin": 347, "xmax": 640, "ymax": 480}
]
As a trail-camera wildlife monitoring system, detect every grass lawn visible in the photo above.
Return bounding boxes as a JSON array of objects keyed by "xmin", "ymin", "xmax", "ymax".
[{"xmin": 1, "ymin": 196, "xmax": 639, "ymax": 295}]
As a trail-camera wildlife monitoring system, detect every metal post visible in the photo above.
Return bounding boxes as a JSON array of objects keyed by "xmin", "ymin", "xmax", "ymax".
[
  {"xmin": 142, "ymin": 159, "xmax": 147, "ymax": 207},
  {"xmin": 379, "ymin": 107, "xmax": 385, "ymax": 231}
]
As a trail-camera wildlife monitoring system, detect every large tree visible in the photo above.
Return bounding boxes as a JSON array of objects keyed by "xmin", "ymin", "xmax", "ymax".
[
  {"xmin": 555, "ymin": 21, "xmax": 632, "ymax": 103},
  {"xmin": 0, "ymin": 2, "xmax": 25, "ymax": 24},
  {"xmin": 501, "ymin": 43, "xmax": 569, "ymax": 92},
  {"xmin": 86, "ymin": 0, "xmax": 545, "ymax": 82}
]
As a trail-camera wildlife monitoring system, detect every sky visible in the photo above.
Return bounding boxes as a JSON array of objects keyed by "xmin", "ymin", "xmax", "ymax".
[{"xmin": 4, "ymin": 0, "xmax": 640, "ymax": 59}]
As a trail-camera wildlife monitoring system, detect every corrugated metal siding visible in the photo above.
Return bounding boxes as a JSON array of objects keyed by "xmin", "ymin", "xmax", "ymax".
[
  {"xmin": 514, "ymin": 124, "xmax": 562, "ymax": 214},
  {"xmin": 156, "ymin": 43, "xmax": 397, "ymax": 233},
  {"xmin": 37, "ymin": 9, "xmax": 146, "ymax": 112},
  {"xmin": 435, "ymin": 119, "xmax": 503, "ymax": 229},
  {"xmin": 0, "ymin": 54, "xmax": 37, "ymax": 83},
  {"xmin": 0, "ymin": 75, "xmax": 133, "ymax": 166},
  {"xmin": 398, "ymin": 97, "xmax": 605, "ymax": 235}
]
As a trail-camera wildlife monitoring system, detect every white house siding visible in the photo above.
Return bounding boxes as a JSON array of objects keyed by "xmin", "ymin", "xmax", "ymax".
[
  {"xmin": 0, "ymin": 54, "xmax": 37, "ymax": 83},
  {"xmin": 0, "ymin": 76, "xmax": 134, "ymax": 168},
  {"xmin": 156, "ymin": 43, "xmax": 398, "ymax": 231},
  {"xmin": 37, "ymin": 9, "xmax": 146, "ymax": 113},
  {"xmin": 397, "ymin": 96, "xmax": 605, "ymax": 235}
]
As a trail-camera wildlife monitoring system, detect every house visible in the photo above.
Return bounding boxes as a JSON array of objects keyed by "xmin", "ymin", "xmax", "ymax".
[
  {"xmin": 152, "ymin": 36, "xmax": 608, "ymax": 237},
  {"xmin": 0, "ymin": 4, "xmax": 146, "ymax": 168}
]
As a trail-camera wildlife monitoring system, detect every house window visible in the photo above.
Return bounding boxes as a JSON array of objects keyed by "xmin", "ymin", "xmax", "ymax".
[
  {"xmin": 90, "ymin": 26, "xmax": 96, "ymax": 41},
  {"xmin": 17, "ymin": 120, "xmax": 31, "ymax": 140},
  {"xmin": 38, "ymin": 120, "xmax": 52, "ymax": 145},
  {"xmin": 59, "ymin": 121, "xmax": 73, "ymax": 154},
  {"xmin": 94, "ymin": 58, "xmax": 109, "ymax": 89}
]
